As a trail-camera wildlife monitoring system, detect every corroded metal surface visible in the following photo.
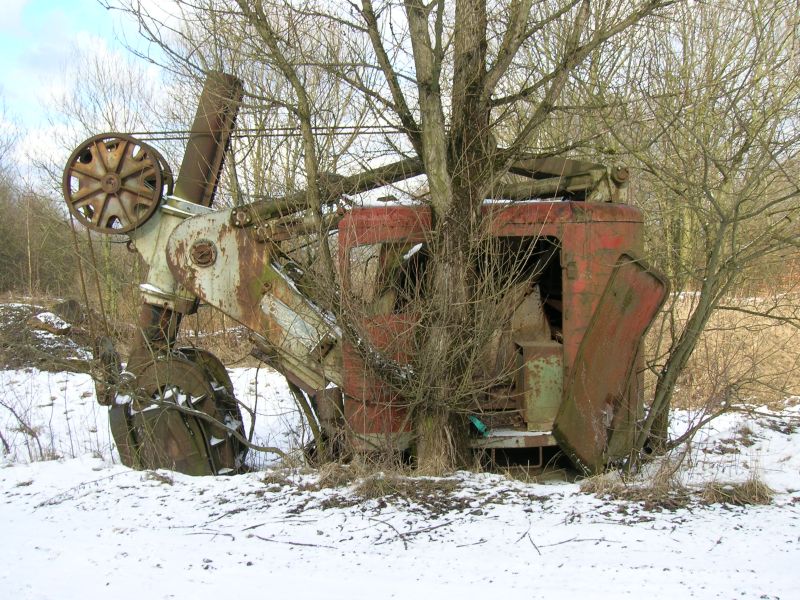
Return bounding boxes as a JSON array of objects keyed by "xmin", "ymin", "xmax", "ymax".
[
  {"xmin": 341, "ymin": 315, "xmax": 415, "ymax": 449},
  {"xmin": 190, "ymin": 239, "xmax": 217, "ymax": 267},
  {"xmin": 166, "ymin": 207, "xmax": 343, "ymax": 393},
  {"xmin": 110, "ymin": 352, "xmax": 247, "ymax": 475},
  {"xmin": 62, "ymin": 134, "xmax": 172, "ymax": 233},
  {"xmin": 554, "ymin": 255, "xmax": 668, "ymax": 473},
  {"xmin": 173, "ymin": 71, "xmax": 243, "ymax": 207},
  {"xmin": 518, "ymin": 342, "xmax": 562, "ymax": 431}
]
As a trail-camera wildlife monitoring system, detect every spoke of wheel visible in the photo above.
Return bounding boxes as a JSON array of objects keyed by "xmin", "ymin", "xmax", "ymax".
[
  {"xmin": 108, "ymin": 138, "xmax": 127, "ymax": 173},
  {"xmin": 73, "ymin": 197, "xmax": 99, "ymax": 210},
  {"xmin": 119, "ymin": 157, "xmax": 151, "ymax": 180},
  {"xmin": 91, "ymin": 193, "xmax": 110, "ymax": 226},
  {"xmin": 122, "ymin": 181, "xmax": 153, "ymax": 200},
  {"xmin": 71, "ymin": 179, "xmax": 104, "ymax": 203},
  {"xmin": 69, "ymin": 161, "xmax": 103, "ymax": 180},
  {"xmin": 93, "ymin": 140, "xmax": 108, "ymax": 171},
  {"xmin": 117, "ymin": 191, "xmax": 136, "ymax": 225}
]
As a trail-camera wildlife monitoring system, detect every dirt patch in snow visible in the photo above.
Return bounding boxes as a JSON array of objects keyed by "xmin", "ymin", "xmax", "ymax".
[{"xmin": 0, "ymin": 303, "xmax": 93, "ymax": 372}]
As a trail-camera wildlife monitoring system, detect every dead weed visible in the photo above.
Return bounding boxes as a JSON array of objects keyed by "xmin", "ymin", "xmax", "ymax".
[
  {"xmin": 316, "ymin": 462, "xmax": 358, "ymax": 489},
  {"xmin": 700, "ymin": 474, "xmax": 774, "ymax": 506},
  {"xmin": 580, "ymin": 460, "xmax": 691, "ymax": 510},
  {"xmin": 647, "ymin": 294, "xmax": 800, "ymax": 411},
  {"xmin": 143, "ymin": 471, "xmax": 174, "ymax": 486},
  {"xmin": 356, "ymin": 473, "xmax": 458, "ymax": 499}
]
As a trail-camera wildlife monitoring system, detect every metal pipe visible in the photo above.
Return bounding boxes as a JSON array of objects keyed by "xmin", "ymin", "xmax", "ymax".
[
  {"xmin": 173, "ymin": 71, "xmax": 244, "ymax": 207},
  {"xmin": 128, "ymin": 71, "xmax": 243, "ymax": 378}
]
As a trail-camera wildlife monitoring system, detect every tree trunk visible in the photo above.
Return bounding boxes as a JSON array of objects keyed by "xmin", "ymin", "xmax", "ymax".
[
  {"xmin": 415, "ymin": 212, "xmax": 474, "ymax": 473},
  {"xmin": 411, "ymin": 0, "xmax": 490, "ymax": 474},
  {"xmin": 636, "ymin": 222, "xmax": 732, "ymax": 455}
]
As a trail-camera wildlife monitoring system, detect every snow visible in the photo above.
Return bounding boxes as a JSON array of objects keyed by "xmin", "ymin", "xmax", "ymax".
[
  {"xmin": 403, "ymin": 243, "xmax": 423, "ymax": 260},
  {"xmin": 1, "ymin": 367, "xmax": 799, "ymax": 599},
  {"xmin": 29, "ymin": 311, "xmax": 71, "ymax": 332}
]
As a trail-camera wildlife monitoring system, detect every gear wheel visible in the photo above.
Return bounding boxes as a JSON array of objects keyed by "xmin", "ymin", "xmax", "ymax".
[{"xmin": 62, "ymin": 133, "xmax": 173, "ymax": 234}]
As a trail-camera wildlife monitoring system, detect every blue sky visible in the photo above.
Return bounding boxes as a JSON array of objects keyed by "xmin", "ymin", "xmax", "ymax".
[{"xmin": 0, "ymin": 0, "xmax": 137, "ymax": 129}]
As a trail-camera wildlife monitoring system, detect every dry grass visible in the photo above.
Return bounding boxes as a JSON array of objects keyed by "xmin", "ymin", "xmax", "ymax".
[
  {"xmin": 580, "ymin": 458, "xmax": 691, "ymax": 510},
  {"xmin": 143, "ymin": 470, "xmax": 174, "ymax": 485},
  {"xmin": 354, "ymin": 473, "xmax": 465, "ymax": 513},
  {"xmin": 581, "ymin": 473, "xmax": 773, "ymax": 509},
  {"xmin": 646, "ymin": 292, "xmax": 800, "ymax": 410},
  {"xmin": 355, "ymin": 473, "xmax": 459, "ymax": 500},
  {"xmin": 260, "ymin": 467, "xmax": 306, "ymax": 490},
  {"xmin": 581, "ymin": 452, "xmax": 774, "ymax": 509},
  {"xmin": 499, "ymin": 463, "xmax": 575, "ymax": 484},
  {"xmin": 700, "ymin": 473, "xmax": 774, "ymax": 506},
  {"xmin": 256, "ymin": 463, "xmax": 467, "ymax": 515},
  {"xmin": 316, "ymin": 462, "xmax": 358, "ymax": 488}
]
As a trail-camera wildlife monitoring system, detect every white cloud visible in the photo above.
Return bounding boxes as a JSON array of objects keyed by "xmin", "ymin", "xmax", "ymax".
[{"xmin": 0, "ymin": 0, "xmax": 28, "ymax": 33}]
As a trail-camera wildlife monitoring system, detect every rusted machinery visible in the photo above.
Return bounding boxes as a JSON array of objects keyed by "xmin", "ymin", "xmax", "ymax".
[{"xmin": 62, "ymin": 72, "xmax": 667, "ymax": 476}]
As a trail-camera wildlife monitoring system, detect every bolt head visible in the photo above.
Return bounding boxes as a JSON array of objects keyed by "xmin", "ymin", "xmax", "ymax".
[
  {"xmin": 190, "ymin": 240, "xmax": 217, "ymax": 267},
  {"xmin": 101, "ymin": 173, "xmax": 122, "ymax": 194}
]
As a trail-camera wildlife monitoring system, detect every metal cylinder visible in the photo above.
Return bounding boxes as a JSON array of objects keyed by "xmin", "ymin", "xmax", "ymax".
[{"xmin": 173, "ymin": 71, "xmax": 244, "ymax": 207}]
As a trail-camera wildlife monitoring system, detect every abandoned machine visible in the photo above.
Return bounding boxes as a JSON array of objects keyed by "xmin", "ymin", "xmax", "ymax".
[{"xmin": 62, "ymin": 73, "xmax": 668, "ymax": 476}]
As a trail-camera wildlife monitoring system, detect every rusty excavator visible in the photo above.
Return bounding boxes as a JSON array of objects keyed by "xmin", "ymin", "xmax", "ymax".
[{"xmin": 62, "ymin": 72, "xmax": 668, "ymax": 476}]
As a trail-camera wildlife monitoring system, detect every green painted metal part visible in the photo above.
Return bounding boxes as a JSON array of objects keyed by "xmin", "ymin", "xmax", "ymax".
[
  {"xmin": 469, "ymin": 415, "xmax": 489, "ymax": 437},
  {"xmin": 518, "ymin": 342, "xmax": 563, "ymax": 432}
]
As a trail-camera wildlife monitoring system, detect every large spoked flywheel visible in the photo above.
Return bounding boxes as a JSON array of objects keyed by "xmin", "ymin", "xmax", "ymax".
[
  {"xmin": 62, "ymin": 133, "xmax": 173, "ymax": 234},
  {"xmin": 110, "ymin": 352, "xmax": 247, "ymax": 476}
]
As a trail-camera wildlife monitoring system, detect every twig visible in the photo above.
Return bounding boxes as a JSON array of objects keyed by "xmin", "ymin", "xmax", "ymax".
[
  {"xmin": 514, "ymin": 523, "xmax": 542, "ymax": 554},
  {"xmin": 0, "ymin": 397, "xmax": 44, "ymax": 460},
  {"xmin": 186, "ymin": 530, "xmax": 236, "ymax": 541},
  {"xmin": 514, "ymin": 524, "xmax": 531, "ymax": 543},
  {"xmin": 34, "ymin": 471, "xmax": 131, "ymax": 509},
  {"xmin": 369, "ymin": 517, "xmax": 408, "ymax": 550},
  {"xmin": 247, "ymin": 364, "xmax": 260, "ymax": 443},
  {"xmin": 253, "ymin": 534, "xmax": 336, "ymax": 549},
  {"xmin": 374, "ymin": 520, "xmax": 453, "ymax": 545},
  {"xmin": 202, "ymin": 507, "xmax": 247, "ymax": 525},
  {"xmin": 539, "ymin": 537, "xmax": 612, "ymax": 548},
  {"xmin": 0, "ymin": 428, "xmax": 10, "ymax": 454},
  {"xmin": 527, "ymin": 533, "xmax": 542, "ymax": 555},
  {"xmin": 456, "ymin": 538, "xmax": 487, "ymax": 547},
  {"xmin": 241, "ymin": 517, "xmax": 319, "ymax": 531}
]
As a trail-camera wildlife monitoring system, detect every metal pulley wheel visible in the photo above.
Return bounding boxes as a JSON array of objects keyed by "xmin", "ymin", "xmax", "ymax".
[
  {"xmin": 62, "ymin": 133, "xmax": 174, "ymax": 234},
  {"xmin": 110, "ymin": 351, "xmax": 247, "ymax": 476}
]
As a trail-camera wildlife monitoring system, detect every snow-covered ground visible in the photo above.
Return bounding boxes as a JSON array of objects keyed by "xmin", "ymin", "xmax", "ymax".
[{"xmin": 1, "ymin": 366, "xmax": 799, "ymax": 599}]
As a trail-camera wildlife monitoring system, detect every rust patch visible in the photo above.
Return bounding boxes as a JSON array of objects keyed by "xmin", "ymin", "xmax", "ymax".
[
  {"xmin": 190, "ymin": 239, "xmax": 217, "ymax": 267},
  {"xmin": 232, "ymin": 226, "xmax": 271, "ymax": 332},
  {"xmin": 554, "ymin": 254, "xmax": 668, "ymax": 473}
]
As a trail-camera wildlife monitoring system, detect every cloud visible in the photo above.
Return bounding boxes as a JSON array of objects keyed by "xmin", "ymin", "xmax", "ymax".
[{"xmin": 0, "ymin": 0, "xmax": 28, "ymax": 33}]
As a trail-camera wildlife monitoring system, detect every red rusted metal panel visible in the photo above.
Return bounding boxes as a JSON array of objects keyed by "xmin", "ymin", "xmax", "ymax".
[
  {"xmin": 342, "ymin": 316, "xmax": 414, "ymax": 443},
  {"xmin": 560, "ymin": 219, "xmax": 644, "ymax": 368},
  {"xmin": 553, "ymin": 255, "xmax": 668, "ymax": 473},
  {"xmin": 338, "ymin": 203, "xmax": 656, "ymax": 462}
]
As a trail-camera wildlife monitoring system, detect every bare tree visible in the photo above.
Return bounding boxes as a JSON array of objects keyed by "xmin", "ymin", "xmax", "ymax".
[
  {"xmin": 596, "ymin": 0, "xmax": 800, "ymax": 448},
  {"xmin": 106, "ymin": 0, "xmax": 676, "ymax": 472}
]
